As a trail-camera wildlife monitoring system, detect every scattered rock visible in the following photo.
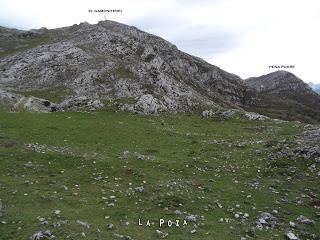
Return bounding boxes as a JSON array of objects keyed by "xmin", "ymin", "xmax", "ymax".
[
  {"xmin": 76, "ymin": 220, "xmax": 91, "ymax": 228},
  {"xmin": 120, "ymin": 151, "xmax": 155, "ymax": 161},
  {"xmin": 107, "ymin": 223, "xmax": 114, "ymax": 229},
  {"xmin": 289, "ymin": 221, "xmax": 296, "ymax": 228},
  {"xmin": 40, "ymin": 220, "xmax": 49, "ymax": 225},
  {"xmin": 135, "ymin": 186, "xmax": 145, "ymax": 193},
  {"xmin": 0, "ymin": 200, "xmax": 4, "ymax": 217},
  {"xmin": 244, "ymin": 112, "xmax": 270, "ymax": 121},
  {"xmin": 190, "ymin": 229, "xmax": 197, "ymax": 234},
  {"xmin": 202, "ymin": 108, "xmax": 239, "ymax": 120},
  {"xmin": 133, "ymin": 152, "xmax": 155, "ymax": 161},
  {"xmin": 185, "ymin": 215, "xmax": 197, "ymax": 222},
  {"xmin": 113, "ymin": 233, "xmax": 132, "ymax": 239},
  {"xmin": 58, "ymin": 96, "xmax": 103, "ymax": 111},
  {"xmin": 53, "ymin": 210, "xmax": 61, "ymax": 215},
  {"xmin": 0, "ymin": 89, "xmax": 21, "ymax": 107},
  {"xmin": 30, "ymin": 230, "xmax": 54, "ymax": 240},
  {"xmin": 23, "ymin": 161, "xmax": 33, "ymax": 168},
  {"xmin": 156, "ymin": 229, "xmax": 168, "ymax": 238},
  {"xmin": 273, "ymin": 127, "xmax": 320, "ymax": 161},
  {"xmin": 255, "ymin": 212, "xmax": 278, "ymax": 229},
  {"xmin": 286, "ymin": 232, "xmax": 299, "ymax": 240},
  {"xmin": 174, "ymin": 210, "xmax": 182, "ymax": 215},
  {"xmin": 52, "ymin": 222, "xmax": 61, "ymax": 228},
  {"xmin": 296, "ymin": 215, "xmax": 313, "ymax": 225},
  {"xmin": 121, "ymin": 150, "xmax": 130, "ymax": 159}
]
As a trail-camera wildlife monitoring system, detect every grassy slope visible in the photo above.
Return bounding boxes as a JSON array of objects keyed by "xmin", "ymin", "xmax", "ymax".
[
  {"xmin": 246, "ymin": 94, "xmax": 320, "ymax": 124},
  {"xmin": 0, "ymin": 109, "xmax": 319, "ymax": 240}
]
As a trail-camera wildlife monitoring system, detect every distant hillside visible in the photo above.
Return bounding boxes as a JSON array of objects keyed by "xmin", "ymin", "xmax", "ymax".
[
  {"xmin": 245, "ymin": 71, "xmax": 320, "ymax": 123},
  {"xmin": 309, "ymin": 82, "xmax": 320, "ymax": 94}
]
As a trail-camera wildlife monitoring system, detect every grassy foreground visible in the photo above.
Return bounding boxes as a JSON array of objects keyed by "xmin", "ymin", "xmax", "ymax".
[{"xmin": 0, "ymin": 109, "xmax": 319, "ymax": 240}]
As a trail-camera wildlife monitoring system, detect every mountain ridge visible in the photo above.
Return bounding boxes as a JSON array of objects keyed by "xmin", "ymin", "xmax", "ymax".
[
  {"xmin": 0, "ymin": 20, "xmax": 319, "ymax": 122},
  {"xmin": 0, "ymin": 20, "xmax": 252, "ymax": 113}
]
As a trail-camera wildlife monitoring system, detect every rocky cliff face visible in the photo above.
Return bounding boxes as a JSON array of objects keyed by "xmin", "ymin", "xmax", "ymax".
[
  {"xmin": 0, "ymin": 21, "xmax": 319, "ymax": 123},
  {"xmin": 0, "ymin": 20, "xmax": 250, "ymax": 114}
]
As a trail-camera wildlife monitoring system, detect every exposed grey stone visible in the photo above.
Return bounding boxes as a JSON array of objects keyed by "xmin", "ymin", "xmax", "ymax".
[
  {"xmin": 273, "ymin": 127, "xmax": 320, "ymax": 161},
  {"xmin": 174, "ymin": 210, "xmax": 182, "ymax": 215},
  {"xmin": 255, "ymin": 212, "xmax": 278, "ymax": 229},
  {"xmin": 30, "ymin": 230, "xmax": 54, "ymax": 240},
  {"xmin": 122, "ymin": 94, "xmax": 167, "ymax": 115},
  {"xmin": 121, "ymin": 150, "xmax": 130, "ymax": 159},
  {"xmin": 0, "ymin": 21, "xmax": 251, "ymax": 114},
  {"xmin": 0, "ymin": 200, "xmax": 3, "ymax": 217},
  {"xmin": 156, "ymin": 229, "xmax": 168, "ymax": 238},
  {"xmin": 57, "ymin": 96, "xmax": 103, "ymax": 111},
  {"xmin": 37, "ymin": 217, "xmax": 46, "ymax": 222},
  {"xmin": 135, "ymin": 186, "xmax": 145, "ymax": 193},
  {"xmin": 23, "ymin": 161, "xmax": 33, "ymax": 168},
  {"xmin": 296, "ymin": 215, "xmax": 313, "ymax": 225},
  {"xmin": 289, "ymin": 221, "xmax": 296, "ymax": 228},
  {"xmin": 190, "ymin": 229, "xmax": 197, "ymax": 234},
  {"xmin": 185, "ymin": 215, "xmax": 198, "ymax": 222},
  {"xmin": 286, "ymin": 232, "xmax": 299, "ymax": 240},
  {"xmin": 52, "ymin": 222, "xmax": 61, "ymax": 228},
  {"xmin": 107, "ymin": 223, "xmax": 114, "ymax": 229},
  {"xmin": 133, "ymin": 152, "xmax": 154, "ymax": 161},
  {"xmin": 202, "ymin": 108, "xmax": 240, "ymax": 120},
  {"xmin": 244, "ymin": 112, "xmax": 270, "ymax": 121},
  {"xmin": 0, "ymin": 89, "xmax": 22, "ymax": 107},
  {"xmin": 14, "ymin": 96, "xmax": 56, "ymax": 112},
  {"xmin": 76, "ymin": 220, "xmax": 91, "ymax": 228},
  {"xmin": 0, "ymin": 21, "xmax": 319, "ymax": 122}
]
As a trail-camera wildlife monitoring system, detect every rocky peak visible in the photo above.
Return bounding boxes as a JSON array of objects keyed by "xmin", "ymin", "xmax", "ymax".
[
  {"xmin": 0, "ymin": 21, "xmax": 319, "ymax": 122},
  {"xmin": 244, "ymin": 70, "xmax": 320, "ymax": 123},
  {"xmin": 0, "ymin": 20, "xmax": 251, "ymax": 114},
  {"xmin": 245, "ymin": 71, "xmax": 313, "ymax": 94}
]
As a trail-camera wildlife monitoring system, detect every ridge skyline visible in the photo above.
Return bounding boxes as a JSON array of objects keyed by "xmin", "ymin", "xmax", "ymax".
[{"xmin": 0, "ymin": 20, "xmax": 316, "ymax": 85}]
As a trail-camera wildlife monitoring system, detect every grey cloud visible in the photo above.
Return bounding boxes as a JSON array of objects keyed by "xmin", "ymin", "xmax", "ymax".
[
  {"xmin": 175, "ymin": 0, "xmax": 224, "ymax": 6},
  {"xmin": 170, "ymin": 25, "xmax": 242, "ymax": 57},
  {"xmin": 0, "ymin": 16, "xmax": 40, "ymax": 30},
  {"xmin": 131, "ymin": 16, "xmax": 243, "ymax": 58},
  {"xmin": 130, "ymin": 14, "xmax": 184, "ymax": 34}
]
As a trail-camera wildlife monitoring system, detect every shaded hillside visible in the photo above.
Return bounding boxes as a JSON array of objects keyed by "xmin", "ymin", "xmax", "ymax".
[{"xmin": 245, "ymin": 71, "xmax": 320, "ymax": 123}]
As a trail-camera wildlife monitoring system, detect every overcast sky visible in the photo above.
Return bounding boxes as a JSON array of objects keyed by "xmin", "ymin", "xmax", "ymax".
[{"xmin": 1, "ymin": 0, "xmax": 320, "ymax": 83}]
